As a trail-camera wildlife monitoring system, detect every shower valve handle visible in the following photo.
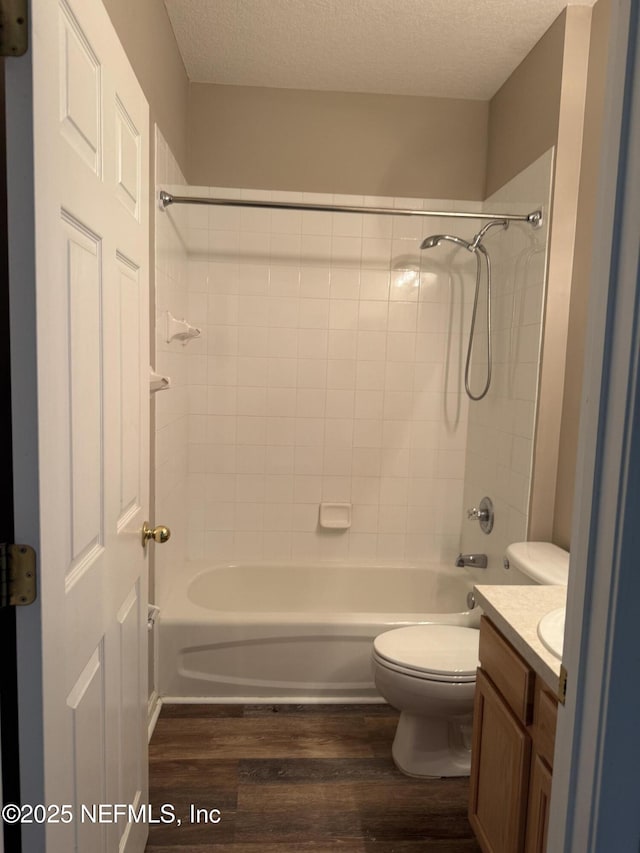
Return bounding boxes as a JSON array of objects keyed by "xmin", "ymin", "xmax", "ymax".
[
  {"xmin": 466, "ymin": 497, "xmax": 494, "ymax": 534},
  {"xmin": 467, "ymin": 506, "xmax": 488, "ymax": 521}
]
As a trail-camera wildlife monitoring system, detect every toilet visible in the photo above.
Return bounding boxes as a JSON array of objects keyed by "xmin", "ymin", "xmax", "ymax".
[
  {"xmin": 373, "ymin": 623, "xmax": 479, "ymax": 777},
  {"xmin": 372, "ymin": 541, "xmax": 570, "ymax": 778}
]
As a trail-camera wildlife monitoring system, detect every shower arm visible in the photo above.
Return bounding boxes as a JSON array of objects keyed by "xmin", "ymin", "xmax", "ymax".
[{"xmin": 469, "ymin": 218, "xmax": 509, "ymax": 250}]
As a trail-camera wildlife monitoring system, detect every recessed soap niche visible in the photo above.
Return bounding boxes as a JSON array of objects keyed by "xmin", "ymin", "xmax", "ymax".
[{"xmin": 319, "ymin": 503, "xmax": 352, "ymax": 530}]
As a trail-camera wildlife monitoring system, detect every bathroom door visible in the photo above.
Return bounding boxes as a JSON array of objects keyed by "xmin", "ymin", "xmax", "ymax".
[{"xmin": 5, "ymin": 0, "xmax": 150, "ymax": 851}]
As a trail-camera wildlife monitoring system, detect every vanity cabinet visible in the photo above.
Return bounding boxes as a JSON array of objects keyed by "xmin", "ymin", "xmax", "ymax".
[{"xmin": 469, "ymin": 616, "xmax": 558, "ymax": 853}]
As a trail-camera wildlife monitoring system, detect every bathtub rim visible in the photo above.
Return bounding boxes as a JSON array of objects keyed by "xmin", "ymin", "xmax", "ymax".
[{"xmin": 159, "ymin": 558, "xmax": 476, "ymax": 624}]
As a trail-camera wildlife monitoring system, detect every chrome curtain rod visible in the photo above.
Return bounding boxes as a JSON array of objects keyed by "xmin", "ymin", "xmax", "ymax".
[{"xmin": 159, "ymin": 191, "xmax": 543, "ymax": 227}]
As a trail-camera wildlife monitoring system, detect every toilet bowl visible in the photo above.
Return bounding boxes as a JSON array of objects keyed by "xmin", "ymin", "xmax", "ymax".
[{"xmin": 372, "ymin": 624, "xmax": 479, "ymax": 777}]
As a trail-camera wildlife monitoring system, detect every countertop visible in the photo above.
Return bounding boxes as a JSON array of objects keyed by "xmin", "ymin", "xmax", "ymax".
[{"xmin": 474, "ymin": 584, "xmax": 567, "ymax": 696}]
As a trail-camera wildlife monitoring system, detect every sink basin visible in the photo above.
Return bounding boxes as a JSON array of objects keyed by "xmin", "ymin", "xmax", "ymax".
[{"xmin": 537, "ymin": 607, "xmax": 565, "ymax": 660}]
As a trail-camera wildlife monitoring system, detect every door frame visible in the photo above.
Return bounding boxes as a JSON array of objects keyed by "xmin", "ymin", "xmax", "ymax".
[
  {"xmin": 4, "ymin": 23, "xmax": 44, "ymax": 850},
  {"xmin": 549, "ymin": 0, "xmax": 640, "ymax": 848},
  {"xmin": 0, "ymin": 53, "xmax": 20, "ymax": 853}
]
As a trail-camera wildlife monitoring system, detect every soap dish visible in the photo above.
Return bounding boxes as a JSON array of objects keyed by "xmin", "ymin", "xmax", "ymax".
[{"xmin": 319, "ymin": 502, "xmax": 352, "ymax": 530}]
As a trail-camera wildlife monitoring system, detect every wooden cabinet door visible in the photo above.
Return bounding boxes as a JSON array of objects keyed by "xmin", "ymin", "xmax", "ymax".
[
  {"xmin": 469, "ymin": 669, "xmax": 532, "ymax": 853},
  {"xmin": 525, "ymin": 754, "xmax": 553, "ymax": 853}
]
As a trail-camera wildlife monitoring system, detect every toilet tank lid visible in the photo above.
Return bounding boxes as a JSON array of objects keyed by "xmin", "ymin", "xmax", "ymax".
[{"xmin": 506, "ymin": 541, "xmax": 570, "ymax": 585}]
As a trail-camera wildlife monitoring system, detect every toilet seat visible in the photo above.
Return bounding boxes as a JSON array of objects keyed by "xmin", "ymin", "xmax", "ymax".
[{"xmin": 373, "ymin": 625, "xmax": 479, "ymax": 683}]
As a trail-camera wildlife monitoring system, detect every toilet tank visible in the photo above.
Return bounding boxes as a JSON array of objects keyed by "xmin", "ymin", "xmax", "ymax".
[{"xmin": 505, "ymin": 542, "xmax": 570, "ymax": 585}]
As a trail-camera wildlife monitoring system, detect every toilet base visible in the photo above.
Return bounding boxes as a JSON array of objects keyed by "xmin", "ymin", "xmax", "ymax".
[{"xmin": 391, "ymin": 711, "xmax": 473, "ymax": 778}]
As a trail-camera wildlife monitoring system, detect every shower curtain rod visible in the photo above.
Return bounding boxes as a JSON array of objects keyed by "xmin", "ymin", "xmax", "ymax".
[{"xmin": 159, "ymin": 190, "xmax": 543, "ymax": 227}]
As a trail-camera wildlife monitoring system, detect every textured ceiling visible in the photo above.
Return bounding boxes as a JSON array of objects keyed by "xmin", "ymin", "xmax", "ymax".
[{"xmin": 164, "ymin": 0, "xmax": 597, "ymax": 100}]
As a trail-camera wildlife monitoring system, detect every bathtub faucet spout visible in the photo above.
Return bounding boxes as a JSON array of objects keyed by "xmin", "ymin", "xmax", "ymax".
[{"xmin": 455, "ymin": 553, "xmax": 487, "ymax": 569}]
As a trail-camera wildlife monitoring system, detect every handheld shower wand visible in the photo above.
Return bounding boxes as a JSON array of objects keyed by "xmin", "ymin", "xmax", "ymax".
[{"xmin": 419, "ymin": 219, "xmax": 508, "ymax": 401}]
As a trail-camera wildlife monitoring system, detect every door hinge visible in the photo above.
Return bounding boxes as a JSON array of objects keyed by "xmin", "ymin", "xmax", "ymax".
[
  {"xmin": 0, "ymin": 544, "xmax": 37, "ymax": 607},
  {"xmin": 0, "ymin": 0, "xmax": 28, "ymax": 57},
  {"xmin": 558, "ymin": 664, "xmax": 568, "ymax": 705}
]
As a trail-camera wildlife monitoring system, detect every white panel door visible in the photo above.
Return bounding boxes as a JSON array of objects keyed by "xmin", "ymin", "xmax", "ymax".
[{"xmin": 6, "ymin": 0, "xmax": 150, "ymax": 851}]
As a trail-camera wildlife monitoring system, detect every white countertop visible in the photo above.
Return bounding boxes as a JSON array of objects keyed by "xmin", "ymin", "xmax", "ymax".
[{"xmin": 474, "ymin": 584, "xmax": 567, "ymax": 695}]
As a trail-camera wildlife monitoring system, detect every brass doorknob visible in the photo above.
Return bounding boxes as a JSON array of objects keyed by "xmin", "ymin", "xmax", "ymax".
[{"xmin": 142, "ymin": 522, "xmax": 171, "ymax": 546}]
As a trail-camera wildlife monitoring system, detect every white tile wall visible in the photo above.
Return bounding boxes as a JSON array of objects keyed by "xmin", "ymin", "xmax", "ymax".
[
  {"xmin": 154, "ymin": 129, "xmax": 189, "ymax": 602},
  {"xmin": 176, "ymin": 188, "xmax": 478, "ymax": 564},
  {"xmin": 154, "ymin": 159, "xmax": 551, "ymax": 575},
  {"xmin": 460, "ymin": 151, "xmax": 554, "ymax": 581}
]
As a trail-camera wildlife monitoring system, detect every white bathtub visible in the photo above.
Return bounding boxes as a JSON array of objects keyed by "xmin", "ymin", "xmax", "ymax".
[{"xmin": 158, "ymin": 561, "xmax": 478, "ymax": 702}]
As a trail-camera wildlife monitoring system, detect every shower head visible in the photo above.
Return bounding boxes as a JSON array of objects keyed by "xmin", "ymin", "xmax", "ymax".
[
  {"xmin": 420, "ymin": 235, "xmax": 443, "ymax": 249},
  {"xmin": 420, "ymin": 234, "xmax": 474, "ymax": 252}
]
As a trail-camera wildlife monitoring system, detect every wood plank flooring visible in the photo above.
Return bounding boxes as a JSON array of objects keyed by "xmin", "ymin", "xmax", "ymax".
[{"xmin": 146, "ymin": 704, "xmax": 481, "ymax": 852}]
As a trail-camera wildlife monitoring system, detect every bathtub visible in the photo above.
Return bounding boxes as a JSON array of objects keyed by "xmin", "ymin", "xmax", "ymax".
[{"xmin": 158, "ymin": 561, "xmax": 478, "ymax": 702}]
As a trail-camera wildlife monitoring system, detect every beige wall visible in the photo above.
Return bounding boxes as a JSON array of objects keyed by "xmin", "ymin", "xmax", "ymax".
[
  {"xmin": 103, "ymin": 0, "xmax": 189, "ymax": 173},
  {"xmin": 553, "ymin": 0, "xmax": 612, "ymax": 549},
  {"xmin": 486, "ymin": 12, "xmax": 566, "ymax": 197},
  {"xmin": 487, "ymin": 6, "xmax": 601, "ymax": 548},
  {"xmin": 528, "ymin": 7, "xmax": 593, "ymax": 545},
  {"xmin": 187, "ymin": 84, "xmax": 488, "ymax": 200}
]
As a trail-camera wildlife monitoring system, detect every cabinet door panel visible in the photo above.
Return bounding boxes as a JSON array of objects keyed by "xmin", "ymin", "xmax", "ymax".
[
  {"xmin": 469, "ymin": 668, "xmax": 532, "ymax": 853},
  {"xmin": 525, "ymin": 754, "xmax": 553, "ymax": 853},
  {"xmin": 479, "ymin": 616, "xmax": 534, "ymax": 723},
  {"xmin": 532, "ymin": 682, "xmax": 558, "ymax": 769}
]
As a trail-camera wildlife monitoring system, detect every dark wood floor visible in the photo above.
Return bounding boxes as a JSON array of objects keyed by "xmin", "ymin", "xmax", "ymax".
[{"xmin": 146, "ymin": 703, "xmax": 481, "ymax": 852}]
